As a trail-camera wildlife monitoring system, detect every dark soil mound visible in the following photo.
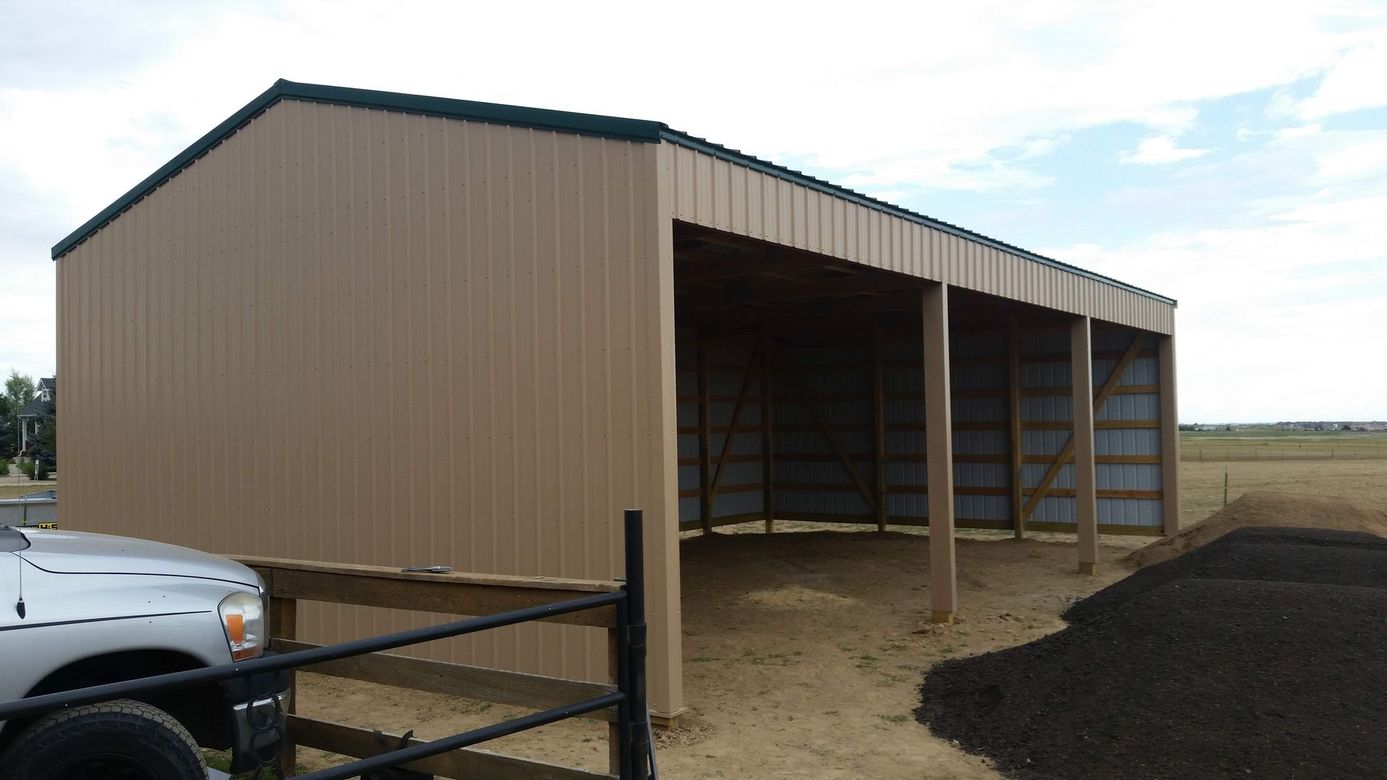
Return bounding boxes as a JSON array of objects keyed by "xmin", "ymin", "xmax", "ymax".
[
  {"xmin": 1064, "ymin": 526, "xmax": 1387, "ymax": 624},
  {"xmin": 918, "ymin": 578, "xmax": 1387, "ymax": 779}
]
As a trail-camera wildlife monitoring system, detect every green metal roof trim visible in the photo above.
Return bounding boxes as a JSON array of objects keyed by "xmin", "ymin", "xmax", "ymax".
[
  {"xmin": 51, "ymin": 80, "xmax": 1176, "ymax": 307},
  {"xmin": 51, "ymin": 80, "xmax": 662, "ymax": 260}
]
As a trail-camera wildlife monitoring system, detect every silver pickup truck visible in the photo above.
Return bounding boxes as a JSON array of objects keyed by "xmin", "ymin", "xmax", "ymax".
[{"xmin": 0, "ymin": 525, "xmax": 289, "ymax": 779}]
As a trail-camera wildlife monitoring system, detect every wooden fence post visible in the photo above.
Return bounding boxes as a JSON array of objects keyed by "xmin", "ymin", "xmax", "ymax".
[{"xmin": 269, "ymin": 595, "xmax": 298, "ymax": 777}]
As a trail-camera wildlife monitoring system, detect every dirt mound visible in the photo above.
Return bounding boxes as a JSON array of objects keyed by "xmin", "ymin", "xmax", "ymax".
[
  {"xmin": 1128, "ymin": 491, "xmax": 1387, "ymax": 567},
  {"xmin": 1065, "ymin": 526, "xmax": 1387, "ymax": 624},
  {"xmin": 918, "ymin": 577, "xmax": 1387, "ymax": 779}
]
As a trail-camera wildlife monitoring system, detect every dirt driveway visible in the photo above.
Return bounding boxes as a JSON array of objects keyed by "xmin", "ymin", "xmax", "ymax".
[{"xmin": 297, "ymin": 528, "xmax": 1144, "ymax": 779}]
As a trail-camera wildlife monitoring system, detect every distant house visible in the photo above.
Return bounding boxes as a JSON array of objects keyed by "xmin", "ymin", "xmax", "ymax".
[{"xmin": 18, "ymin": 377, "xmax": 55, "ymax": 456}]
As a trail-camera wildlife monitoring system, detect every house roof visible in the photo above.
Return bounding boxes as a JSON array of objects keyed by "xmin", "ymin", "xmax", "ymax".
[
  {"xmin": 51, "ymin": 80, "xmax": 1175, "ymax": 306},
  {"xmin": 20, "ymin": 378, "xmax": 56, "ymax": 418}
]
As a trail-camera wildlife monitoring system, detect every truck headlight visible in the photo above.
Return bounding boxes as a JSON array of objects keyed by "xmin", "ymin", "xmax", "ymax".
[{"xmin": 219, "ymin": 591, "xmax": 265, "ymax": 661}]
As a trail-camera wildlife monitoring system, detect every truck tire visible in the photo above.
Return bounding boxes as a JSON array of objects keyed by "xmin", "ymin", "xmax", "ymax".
[{"xmin": 0, "ymin": 698, "xmax": 208, "ymax": 780}]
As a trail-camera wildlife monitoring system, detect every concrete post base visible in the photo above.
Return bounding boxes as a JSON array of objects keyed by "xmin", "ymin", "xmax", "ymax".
[
  {"xmin": 1078, "ymin": 562, "xmax": 1097, "ymax": 576},
  {"xmin": 930, "ymin": 610, "xmax": 955, "ymax": 624}
]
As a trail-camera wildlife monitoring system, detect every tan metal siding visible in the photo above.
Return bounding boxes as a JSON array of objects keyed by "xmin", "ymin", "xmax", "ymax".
[
  {"xmin": 56, "ymin": 99, "xmax": 682, "ymax": 713},
  {"xmin": 662, "ymin": 142, "xmax": 1174, "ymax": 334}
]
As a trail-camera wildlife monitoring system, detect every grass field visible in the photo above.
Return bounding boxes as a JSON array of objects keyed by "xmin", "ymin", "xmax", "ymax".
[
  {"xmin": 1180, "ymin": 430, "xmax": 1387, "ymax": 527},
  {"xmin": 0, "ymin": 485, "xmax": 48, "ymax": 499}
]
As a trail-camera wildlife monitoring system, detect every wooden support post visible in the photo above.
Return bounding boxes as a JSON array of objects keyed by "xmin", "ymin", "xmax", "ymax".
[
  {"xmin": 1071, "ymin": 317, "xmax": 1098, "ymax": 575},
  {"xmin": 1007, "ymin": 314, "xmax": 1024, "ymax": 539},
  {"xmin": 1159, "ymin": 333, "xmax": 1181, "ymax": 536},
  {"xmin": 697, "ymin": 338, "xmax": 712, "ymax": 534},
  {"xmin": 923, "ymin": 284, "xmax": 956, "ymax": 623},
  {"xmin": 873, "ymin": 326, "xmax": 887, "ymax": 532},
  {"xmin": 269, "ymin": 595, "xmax": 298, "ymax": 777},
  {"xmin": 761, "ymin": 337, "xmax": 775, "ymax": 534}
]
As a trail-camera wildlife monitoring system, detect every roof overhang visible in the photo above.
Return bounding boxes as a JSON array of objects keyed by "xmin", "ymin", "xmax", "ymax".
[{"xmin": 52, "ymin": 80, "xmax": 1175, "ymax": 308}]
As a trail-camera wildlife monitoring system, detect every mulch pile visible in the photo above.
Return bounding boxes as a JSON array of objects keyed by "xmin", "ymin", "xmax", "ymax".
[
  {"xmin": 917, "ymin": 526, "xmax": 1387, "ymax": 779},
  {"xmin": 1064, "ymin": 526, "xmax": 1387, "ymax": 624}
]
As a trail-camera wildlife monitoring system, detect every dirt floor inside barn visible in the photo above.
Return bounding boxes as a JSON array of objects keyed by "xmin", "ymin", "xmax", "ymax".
[
  {"xmin": 288, "ymin": 437, "xmax": 1387, "ymax": 779},
  {"xmin": 293, "ymin": 530, "xmax": 1148, "ymax": 779}
]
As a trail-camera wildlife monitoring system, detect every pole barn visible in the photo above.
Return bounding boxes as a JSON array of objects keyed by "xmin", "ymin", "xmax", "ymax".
[{"xmin": 53, "ymin": 81, "xmax": 1179, "ymax": 723}]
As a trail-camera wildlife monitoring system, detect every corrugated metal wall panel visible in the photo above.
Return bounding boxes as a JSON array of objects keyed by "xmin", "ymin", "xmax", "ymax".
[
  {"xmin": 663, "ymin": 142, "xmax": 1175, "ymax": 335},
  {"xmin": 56, "ymin": 100, "xmax": 679, "ymax": 703},
  {"xmin": 1091, "ymin": 325, "xmax": 1163, "ymax": 528},
  {"xmin": 1018, "ymin": 327, "xmax": 1077, "ymax": 524},
  {"xmin": 949, "ymin": 330, "xmax": 1010, "ymax": 522},
  {"xmin": 773, "ymin": 340, "xmax": 876, "ymax": 520},
  {"xmin": 675, "ymin": 335, "xmax": 766, "ymax": 525}
]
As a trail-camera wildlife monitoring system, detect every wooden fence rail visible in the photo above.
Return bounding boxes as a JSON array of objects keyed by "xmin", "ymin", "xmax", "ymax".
[{"xmin": 236, "ymin": 556, "xmax": 627, "ymax": 779}]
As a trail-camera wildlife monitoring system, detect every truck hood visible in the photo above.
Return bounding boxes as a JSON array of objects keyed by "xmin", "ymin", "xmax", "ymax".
[{"xmin": 15, "ymin": 528, "xmax": 260, "ymax": 588}]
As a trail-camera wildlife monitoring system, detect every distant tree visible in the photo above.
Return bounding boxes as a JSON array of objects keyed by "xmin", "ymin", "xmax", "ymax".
[
  {"xmin": 4, "ymin": 371, "xmax": 35, "ymax": 411},
  {"xmin": 2, "ymin": 372, "xmax": 38, "ymax": 461},
  {"xmin": 0, "ymin": 394, "xmax": 14, "ymax": 459},
  {"xmin": 29, "ymin": 397, "xmax": 56, "ymax": 473}
]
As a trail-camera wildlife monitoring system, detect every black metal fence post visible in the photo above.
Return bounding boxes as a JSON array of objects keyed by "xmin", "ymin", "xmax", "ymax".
[{"xmin": 623, "ymin": 508, "xmax": 651, "ymax": 780}]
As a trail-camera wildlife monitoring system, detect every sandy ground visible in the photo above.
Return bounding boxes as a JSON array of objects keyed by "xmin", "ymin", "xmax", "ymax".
[
  {"xmin": 233, "ymin": 435, "xmax": 1387, "ymax": 777},
  {"xmin": 294, "ymin": 530, "xmax": 1147, "ymax": 779},
  {"xmin": 285, "ymin": 449, "xmax": 1387, "ymax": 779}
]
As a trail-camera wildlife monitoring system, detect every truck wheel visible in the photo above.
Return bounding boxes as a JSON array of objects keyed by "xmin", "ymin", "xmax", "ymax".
[{"xmin": 0, "ymin": 698, "xmax": 207, "ymax": 780}]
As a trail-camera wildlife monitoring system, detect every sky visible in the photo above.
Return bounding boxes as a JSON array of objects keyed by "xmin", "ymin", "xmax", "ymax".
[{"xmin": 1, "ymin": 0, "xmax": 1384, "ymax": 423}]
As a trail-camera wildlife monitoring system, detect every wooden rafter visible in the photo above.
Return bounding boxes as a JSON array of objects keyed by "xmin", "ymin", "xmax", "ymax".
[
  {"xmin": 677, "ymin": 274, "xmax": 914, "ymax": 311},
  {"xmin": 1020, "ymin": 333, "xmax": 1147, "ymax": 522},
  {"xmin": 676, "ymin": 251, "xmax": 831, "ymax": 284}
]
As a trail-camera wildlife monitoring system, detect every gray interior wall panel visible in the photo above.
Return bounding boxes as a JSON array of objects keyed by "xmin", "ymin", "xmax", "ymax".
[
  {"xmin": 1090, "ymin": 325, "xmax": 1162, "ymax": 528},
  {"xmin": 954, "ymin": 429, "xmax": 1007, "ymax": 455},
  {"xmin": 1032, "ymin": 495, "xmax": 1077, "ymax": 524},
  {"xmin": 1096, "ymin": 428, "xmax": 1160, "ymax": 456},
  {"xmin": 1097, "ymin": 463, "xmax": 1162, "ymax": 491},
  {"xmin": 956, "ymin": 494, "xmax": 1009, "ymax": 522},
  {"xmin": 1097, "ymin": 394, "xmax": 1159, "ymax": 421},
  {"xmin": 1099, "ymin": 498, "xmax": 1163, "ymax": 526},
  {"xmin": 1021, "ymin": 395, "xmax": 1072, "ymax": 421}
]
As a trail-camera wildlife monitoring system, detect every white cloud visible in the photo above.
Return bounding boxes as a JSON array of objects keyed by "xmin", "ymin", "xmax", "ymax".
[
  {"xmin": 1120, "ymin": 136, "xmax": 1211, "ymax": 165},
  {"xmin": 1315, "ymin": 136, "xmax": 1387, "ymax": 180},
  {"xmin": 1049, "ymin": 186, "xmax": 1387, "ymax": 422},
  {"xmin": 1, "ymin": 0, "xmax": 1386, "ymax": 420},
  {"xmin": 1296, "ymin": 43, "xmax": 1387, "ymax": 119}
]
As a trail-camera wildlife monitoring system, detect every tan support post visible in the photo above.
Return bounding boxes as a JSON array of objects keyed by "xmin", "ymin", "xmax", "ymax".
[
  {"xmin": 924, "ymin": 284, "xmax": 957, "ymax": 623},
  {"xmin": 1071, "ymin": 317, "xmax": 1098, "ymax": 575},
  {"xmin": 1159, "ymin": 333, "xmax": 1181, "ymax": 535}
]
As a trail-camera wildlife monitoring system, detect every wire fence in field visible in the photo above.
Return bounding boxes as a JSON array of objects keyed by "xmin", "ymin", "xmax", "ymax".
[{"xmin": 1182, "ymin": 447, "xmax": 1387, "ymax": 462}]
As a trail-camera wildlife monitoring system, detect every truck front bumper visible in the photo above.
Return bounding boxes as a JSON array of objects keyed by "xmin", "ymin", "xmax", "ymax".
[
  {"xmin": 228, "ymin": 689, "xmax": 291, "ymax": 772},
  {"xmin": 223, "ymin": 656, "xmax": 292, "ymax": 774}
]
